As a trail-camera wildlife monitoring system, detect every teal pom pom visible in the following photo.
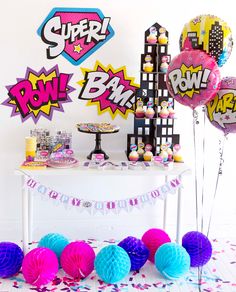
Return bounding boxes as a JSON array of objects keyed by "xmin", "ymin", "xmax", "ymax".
[
  {"xmin": 155, "ymin": 243, "xmax": 190, "ymax": 280},
  {"xmin": 95, "ymin": 245, "xmax": 131, "ymax": 284},
  {"xmin": 38, "ymin": 233, "xmax": 69, "ymax": 263}
]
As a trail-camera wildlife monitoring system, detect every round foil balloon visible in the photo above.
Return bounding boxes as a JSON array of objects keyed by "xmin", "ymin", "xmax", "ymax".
[
  {"xmin": 179, "ymin": 15, "xmax": 233, "ymax": 67},
  {"xmin": 166, "ymin": 50, "xmax": 221, "ymax": 110},
  {"xmin": 206, "ymin": 77, "xmax": 236, "ymax": 135}
]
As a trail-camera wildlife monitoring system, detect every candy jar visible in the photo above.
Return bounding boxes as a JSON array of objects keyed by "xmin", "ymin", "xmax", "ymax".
[
  {"xmin": 129, "ymin": 144, "xmax": 139, "ymax": 161},
  {"xmin": 145, "ymin": 101, "xmax": 155, "ymax": 118},
  {"xmin": 168, "ymin": 101, "xmax": 175, "ymax": 118},
  {"xmin": 143, "ymin": 144, "xmax": 153, "ymax": 161},
  {"xmin": 158, "ymin": 27, "xmax": 168, "ymax": 45},
  {"xmin": 143, "ymin": 55, "xmax": 154, "ymax": 73},
  {"xmin": 173, "ymin": 144, "xmax": 184, "ymax": 162},
  {"xmin": 159, "ymin": 144, "xmax": 168, "ymax": 162},
  {"xmin": 160, "ymin": 56, "xmax": 169, "ymax": 73},
  {"xmin": 146, "ymin": 26, "xmax": 157, "ymax": 44},
  {"xmin": 159, "ymin": 101, "xmax": 169, "ymax": 118},
  {"xmin": 135, "ymin": 100, "xmax": 145, "ymax": 118},
  {"xmin": 137, "ymin": 142, "xmax": 145, "ymax": 159}
]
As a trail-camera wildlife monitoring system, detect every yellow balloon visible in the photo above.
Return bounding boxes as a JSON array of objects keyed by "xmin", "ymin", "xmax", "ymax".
[{"xmin": 179, "ymin": 15, "xmax": 233, "ymax": 67}]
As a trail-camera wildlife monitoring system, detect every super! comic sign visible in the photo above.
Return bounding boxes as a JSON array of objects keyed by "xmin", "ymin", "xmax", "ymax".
[
  {"xmin": 78, "ymin": 61, "xmax": 139, "ymax": 119},
  {"xmin": 37, "ymin": 8, "xmax": 114, "ymax": 65},
  {"xmin": 2, "ymin": 66, "xmax": 74, "ymax": 123}
]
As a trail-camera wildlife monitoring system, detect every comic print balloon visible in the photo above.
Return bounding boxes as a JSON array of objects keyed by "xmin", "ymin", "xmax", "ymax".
[
  {"xmin": 179, "ymin": 14, "xmax": 233, "ymax": 67},
  {"xmin": 206, "ymin": 77, "xmax": 236, "ymax": 135},
  {"xmin": 166, "ymin": 50, "xmax": 221, "ymax": 110}
]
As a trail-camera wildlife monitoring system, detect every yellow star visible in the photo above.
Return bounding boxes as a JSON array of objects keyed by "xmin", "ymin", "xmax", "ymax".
[{"xmin": 74, "ymin": 44, "xmax": 83, "ymax": 54}]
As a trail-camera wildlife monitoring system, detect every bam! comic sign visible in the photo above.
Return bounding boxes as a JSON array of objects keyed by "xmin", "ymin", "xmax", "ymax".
[
  {"xmin": 2, "ymin": 66, "xmax": 74, "ymax": 123},
  {"xmin": 38, "ymin": 8, "xmax": 114, "ymax": 65},
  {"xmin": 78, "ymin": 61, "xmax": 139, "ymax": 119}
]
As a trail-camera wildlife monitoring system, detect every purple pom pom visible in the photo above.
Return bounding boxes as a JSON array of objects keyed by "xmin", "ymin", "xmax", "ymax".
[
  {"xmin": 0, "ymin": 242, "xmax": 24, "ymax": 278},
  {"xmin": 118, "ymin": 236, "xmax": 149, "ymax": 271},
  {"xmin": 182, "ymin": 231, "xmax": 212, "ymax": 267}
]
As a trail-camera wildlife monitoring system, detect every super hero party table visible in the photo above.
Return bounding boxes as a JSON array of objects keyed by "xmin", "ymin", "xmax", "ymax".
[{"xmin": 15, "ymin": 153, "xmax": 190, "ymax": 253}]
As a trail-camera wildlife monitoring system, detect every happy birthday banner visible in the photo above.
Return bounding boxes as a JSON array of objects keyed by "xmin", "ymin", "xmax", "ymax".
[{"xmin": 24, "ymin": 175, "xmax": 182, "ymax": 214}]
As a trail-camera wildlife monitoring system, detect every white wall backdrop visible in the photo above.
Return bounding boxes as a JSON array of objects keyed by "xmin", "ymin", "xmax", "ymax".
[{"xmin": 0, "ymin": 0, "xmax": 236, "ymax": 242}]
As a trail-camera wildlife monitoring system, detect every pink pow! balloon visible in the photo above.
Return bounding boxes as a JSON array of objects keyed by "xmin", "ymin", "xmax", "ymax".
[
  {"xmin": 61, "ymin": 241, "xmax": 95, "ymax": 279},
  {"xmin": 22, "ymin": 247, "xmax": 58, "ymax": 287},
  {"xmin": 166, "ymin": 50, "xmax": 221, "ymax": 110},
  {"xmin": 142, "ymin": 229, "xmax": 171, "ymax": 263},
  {"xmin": 206, "ymin": 76, "xmax": 236, "ymax": 135}
]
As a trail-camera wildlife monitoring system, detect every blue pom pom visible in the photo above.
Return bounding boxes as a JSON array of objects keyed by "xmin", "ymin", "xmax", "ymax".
[
  {"xmin": 95, "ymin": 245, "xmax": 131, "ymax": 284},
  {"xmin": 0, "ymin": 242, "xmax": 24, "ymax": 278},
  {"xmin": 118, "ymin": 236, "xmax": 149, "ymax": 271},
  {"xmin": 38, "ymin": 233, "xmax": 69, "ymax": 263},
  {"xmin": 155, "ymin": 243, "xmax": 190, "ymax": 280}
]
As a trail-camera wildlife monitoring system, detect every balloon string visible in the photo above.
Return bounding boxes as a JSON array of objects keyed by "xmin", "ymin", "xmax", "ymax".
[
  {"xmin": 201, "ymin": 107, "xmax": 206, "ymax": 233},
  {"xmin": 207, "ymin": 135, "xmax": 226, "ymax": 238},
  {"xmin": 198, "ymin": 107, "xmax": 206, "ymax": 291},
  {"xmin": 193, "ymin": 109, "xmax": 203, "ymax": 292},
  {"xmin": 193, "ymin": 109, "xmax": 199, "ymax": 232}
]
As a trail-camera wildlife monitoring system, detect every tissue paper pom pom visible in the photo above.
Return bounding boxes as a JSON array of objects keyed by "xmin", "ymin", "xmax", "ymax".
[
  {"xmin": 118, "ymin": 236, "xmax": 149, "ymax": 271},
  {"xmin": 38, "ymin": 233, "xmax": 69, "ymax": 263},
  {"xmin": 22, "ymin": 247, "xmax": 58, "ymax": 287},
  {"xmin": 95, "ymin": 245, "xmax": 131, "ymax": 284},
  {"xmin": 61, "ymin": 241, "xmax": 95, "ymax": 279},
  {"xmin": 182, "ymin": 231, "xmax": 212, "ymax": 267},
  {"xmin": 142, "ymin": 228, "xmax": 171, "ymax": 262},
  {"xmin": 155, "ymin": 242, "xmax": 190, "ymax": 280},
  {"xmin": 0, "ymin": 242, "xmax": 24, "ymax": 278}
]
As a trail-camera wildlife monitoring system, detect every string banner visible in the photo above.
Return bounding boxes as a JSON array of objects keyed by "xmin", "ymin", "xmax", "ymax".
[{"xmin": 24, "ymin": 176, "xmax": 182, "ymax": 214}]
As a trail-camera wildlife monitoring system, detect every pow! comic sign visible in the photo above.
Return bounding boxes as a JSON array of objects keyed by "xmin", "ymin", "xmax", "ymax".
[{"xmin": 2, "ymin": 66, "xmax": 74, "ymax": 123}]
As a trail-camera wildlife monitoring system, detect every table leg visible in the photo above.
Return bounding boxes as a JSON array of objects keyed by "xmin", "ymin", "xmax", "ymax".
[
  {"xmin": 22, "ymin": 175, "xmax": 29, "ymax": 254},
  {"xmin": 28, "ymin": 189, "xmax": 33, "ymax": 245},
  {"xmin": 163, "ymin": 175, "xmax": 168, "ymax": 230},
  {"xmin": 176, "ymin": 174, "xmax": 182, "ymax": 244}
]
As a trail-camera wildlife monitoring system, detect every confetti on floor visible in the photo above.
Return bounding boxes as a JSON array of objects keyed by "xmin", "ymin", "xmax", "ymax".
[{"xmin": 0, "ymin": 238, "xmax": 236, "ymax": 292}]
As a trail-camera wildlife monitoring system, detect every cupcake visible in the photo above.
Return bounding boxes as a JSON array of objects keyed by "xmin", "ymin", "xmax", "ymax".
[
  {"xmin": 143, "ymin": 55, "xmax": 154, "ymax": 73},
  {"xmin": 159, "ymin": 101, "xmax": 169, "ymax": 118},
  {"xmin": 158, "ymin": 27, "xmax": 168, "ymax": 45},
  {"xmin": 147, "ymin": 26, "xmax": 157, "ymax": 44},
  {"xmin": 135, "ymin": 107, "xmax": 145, "ymax": 118},
  {"xmin": 145, "ymin": 107, "xmax": 155, "ymax": 118},
  {"xmin": 143, "ymin": 151, "xmax": 153, "ymax": 161},
  {"xmin": 129, "ymin": 151, "xmax": 139, "ymax": 161}
]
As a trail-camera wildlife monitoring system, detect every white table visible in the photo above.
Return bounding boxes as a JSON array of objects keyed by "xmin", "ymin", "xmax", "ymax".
[{"xmin": 15, "ymin": 152, "xmax": 190, "ymax": 254}]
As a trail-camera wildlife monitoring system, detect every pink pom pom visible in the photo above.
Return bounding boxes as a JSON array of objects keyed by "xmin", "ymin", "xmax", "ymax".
[
  {"xmin": 61, "ymin": 241, "xmax": 95, "ymax": 279},
  {"xmin": 142, "ymin": 228, "xmax": 171, "ymax": 262},
  {"xmin": 22, "ymin": 247, "xmax": 58, "ymax": 287}
]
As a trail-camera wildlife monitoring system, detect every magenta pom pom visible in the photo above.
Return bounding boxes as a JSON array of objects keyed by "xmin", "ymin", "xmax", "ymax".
[
  {"xmin": 22, "ymin": 247, "xmax": 58, "ymax": 287},
  {"xmin": 142, "ymin": 228, "xmax": 171, "ymax": 262},
  {"xmin": 61, "ymin": 241, "xmax": 95, "ymax": 279}
]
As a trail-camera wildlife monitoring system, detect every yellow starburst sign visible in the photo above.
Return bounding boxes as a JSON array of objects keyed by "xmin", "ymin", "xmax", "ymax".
[{"xmin": 78, "ymin": 61, "xmax": 139, "ymax": 119}]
